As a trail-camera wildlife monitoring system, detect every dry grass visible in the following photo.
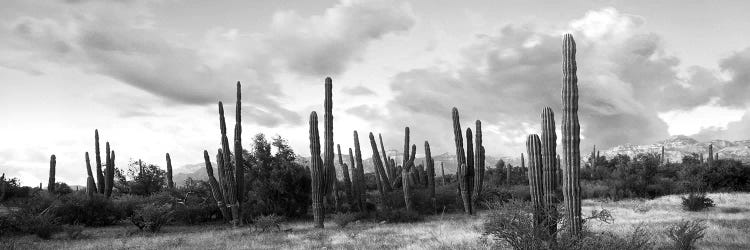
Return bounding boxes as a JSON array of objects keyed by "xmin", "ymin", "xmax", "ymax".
[{"xmin": 4, "ymin": 192, "xmax": 749, "ymax": 250}]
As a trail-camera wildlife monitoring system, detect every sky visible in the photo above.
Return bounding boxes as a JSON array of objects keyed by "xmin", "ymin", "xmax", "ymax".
[{"xmin": 1, "ymin": 0, "xmax": 750, "ymax": 186}]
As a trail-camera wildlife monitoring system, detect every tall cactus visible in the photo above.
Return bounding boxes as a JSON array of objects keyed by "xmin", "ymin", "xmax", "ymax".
[
  {"xmin": 378, "ymin": 134, "xmax": 392, "ymax": 181},
  {"xmin": 218, "ymin": 102, "xmax": 239, "ymax": 226},
  {"xmin": 369, "ymin": 133, "xmax": 391, "ymax": 192},
  {"xmin": 561, "ymin": 33, "xmax": 582, "ymax": 235},
  {"xmin": 661, "ymin": 146, "xmax": 665, "ymax": 165},
  {"xmin": 425, "ymin": 141, "xmax": 436, "ymax": 213},
  {"xmin": 204, "ymin": 150, "xmax": 230, "ymax": 221},
  {"xmin": 95, "ymin": 130, "xmax": 105, "ymax": 194},
  {"xmin": 463, "ymin": 128, "xmax": 475, "ymax": 214},
  {"xmin": 323, "ymin": 77, "xmax": 335, "ymax": 197},
  {"xmin": 541, "ymin": 107, "xmax": 558, "ymax": 238},
  {"xmin": 166, "ymin": 153, "xmax": 174, "ymax": 189},
  {"xmin": 506, "ymin": 163, "xmax": 512, "ymax": 186},
  {"xmin": 85, "ymin": 152, "xmax": 95, "ymax": 198},
  {"xmin": 451, "ymin": 108, "xmax": 473, "ymax": 214},
  {"xmin": 106, "ymin": 149, "xmax": 115, "ymax": 198},
  {"xmin": 309, "ymin": 112, "xmax": 325, "ymax": 228},
  {"xmin": 403, "ymin": 144, "xmax": 416, "ymax": 211},
  {"xmin": 473, "ymin": 120, "xmax": 484, "ymax": 205},
  {"xmin": 349, "ymin": 147, "xmax": 363, "ymax": 212},
  {"xmin": 353, "ymin": 131, "xmax": 367, "ymax": 212},
  {"xmin": 526, "ymin": 134, "xmax": 545, "ymax": 227},
  {"xmin": 441, "ymin": 162, "xmax": 445, "ymax": 186},
  {"xmin": 48, "ymin": 154, "xmax": 56, "ymax": 192},
  {"xmin": 234, "ymin": 82, "xmax": 245, "ymax": 224},
  {"xmin": 0, "ymin": 174, "xmax": 7, "ymax": 201},
  {"xmin": 337, "ymin": 144, "xmax": 354, "ymax": 208},
  {"xmin": 708, "ymin": 144, "xmax": 714, "ymax": 168}
]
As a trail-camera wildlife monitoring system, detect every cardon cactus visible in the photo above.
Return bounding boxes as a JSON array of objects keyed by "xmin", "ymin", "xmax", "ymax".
[
  {"xmin": 85, "ymin": 152, "xmax": 95, "ymax": 198},
  {"xmin": 452, "ymin": 107, "xmax": 473, "ymax": 214},
  {"xmin": 464, "ymin": 128, "xmax": 475, "ymax": 214},
  {"xmin": 378, "ymin": 134, "xmax": 393, "ymax": 183},
  {"xmin": 204, "ymin": 150, "xmax": 230, "ymax": 221},
  {"xmin": 541, "ymin": 107, "xmax": 558, "ymax": 238},
  {"xmin": 349, "ymin": 147, "xmax": 363, "ymax": 211},
  {"xmin": 106, "ymin": 149, "xmax": 115, "ymax": 198},
  {"xmin": 48, "ymin": 154, "xmax": 56, "ymax": 192},
  {"xmin": 234, "ymin": 82, "xmax": 245, "ymax": 222},
  {"xmin": 441, "ymin": 162, "xmax": 445, "ymax": 186},
  {"xmin": 473, "ymin": 120, "xmax": 484, "ymax": 205},
  {"xmin": 661, "ymin": 146, "xmax": 665, "ymax": 165},
  {"xmin": 166, "ymin": 153, "xmax": 174, "ymax": 189},
  {"xmin": 353, "ymin": 131, "xmax": 367, "ymax": 212},
  {"xmin": 218, "ymin": 101, "xmax": 239, "ymax": 226},
  {"xmin": 337, "ymin": 144, "xmax": 354, "ymax": 208},
  {"xmin": 95, "ymin": 130, "xmax": 105, "ymax": 194},
  {"xmin": 309, "ymin": 112, "xmax": 325, "ymax": 228},
  {"xmin": 0, "ymin": 174, "xmax": 7, "ymax": 201},
  {"xmin": 708, "ymin": 144, "xmax": 714, "ymax": 168},
  {"xmin": 402, "ymin": 127, "xmax": 410, "ymax": 180},
  {"xmin": 526, "ymin": 134, "xmax": 545, "ymax": 227},
  {"xmin": 322, "ymin": 77, "xmax": 338, "ymax": 212},
  {"xmin": 104, "ymin": 143, "xmax": 111, "ymax": 197},
  {"xmin": 506, "ymin": 163, "xmax": 512, "ymax": 186},
  {"xmin": 425, "ymin": 141, "xmax": 436, "ymax": 213},
  {"xmin": 403, "ymin": 144, "xmax": 417, "ymax": 211},
  {"xmin": 369, "ymin": 132, "xmax": 391, "ymax": 192},
  {"xmin": 561, "ymin": 33, "xmax": 582, "ymax": 235}
]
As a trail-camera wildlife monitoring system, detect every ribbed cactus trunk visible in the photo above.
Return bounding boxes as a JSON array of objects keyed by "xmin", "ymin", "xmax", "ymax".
[
  {"xmin": 369, "ymin": 133, "xmax": 391, "ymax": 192},
  {"xmin": 378, "ymin": 134, "xmax": 393, "ymax": 184},
  {"xmin": 106, "ymin": 148, "xmax": 115, "ymax": 198},
  {"xmin": 451, "ymin": 107, "xmax": 474, "ymax": 214},
  {"xmin": 661, "ymin": 146, "xmax": 665, "ymax": 165},
  {"xmin": 204, "ymin": 150, "xmax": 230, "ymax": 221},
  {"xmin": 425, "ymin": 141, "xmax": 436, "ymax": 213},
  {"xmin": 85, "ymin": 152, "xmax": 95, "ymax": 198},
  {"xmin": 166, "ymin": 153, "xmax": 174, "ymax": 189},
  {"xmin": 348, "ymin": 148, "xmax": 363, "ymax": 212},
  {"xmin": 353, "ymin": 131, "xmax": 367, "ymax": 213},
  {"xmin": 526, "ymin": 134, "xmax": 545, "ymax": 229},
  {"xmin": 441, "ymin": 162, "xmax": 445, "ymax": 186},
  {"xmin": 403, "ymin": 144, "xmax": 416, "ymax": 212},
  {"xmin": 561, "ymin": 34, "xmax": 582, "ymax": 236},
  {"xmin": 309, "ymin": 112, "xmax": 325, "ymax": 228},
  {"xmin": 104, "ymin": 143, "xmax": 111, "ymax": 196},
  {"xmin": 473, "ymin": 120, "xmax": 484, "ymax": 206},
  {"xmin": 464, "ymin": 128, "xmax": 475, "ymax": 214},
  {"xmin": 48, "ymin": 155, "xmax": 56, "ymax": 192},
  {"xmin": 708, "ymin": 144, "xmax": 714, "ymax": 168},
  {"xmin": 234, "ymin": 82, "xmax": 244, "ymax": 225},
  {"xmin": 218, "ymin": 102, "xmax": 239, "ymax": 226},
  {"xmin": 541, "ymin": 107, "xmax": 558, "ymax": 239},
  {"xmin": 521, "ymin": 154, "xmax": 525, "ymax": 169},
  {"xmin": 337, "ymin": 145, "xmax": 354, "ymax": 209},
  {"xmin": 95, "ymin": 130, "xmax": 105, "ymax": 194},
  {"xmin": 323, "ymin": 77, "xmax": 338, "ymax": 213},
  {"xmin": 506, "ymin": 163, "xmax": 512, "ymax": 186}
]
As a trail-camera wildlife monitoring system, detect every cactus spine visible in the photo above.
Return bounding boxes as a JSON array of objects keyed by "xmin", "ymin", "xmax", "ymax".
[
  {"xmin": 561, "ymin": 33, "xmax": 582, "ymax": 235},
  {"xmin": 95, "ymin": 130, "xmax": 105, "ymax": 194},
  {"xmin": 309, "ymin": 112, "xmax": 325, "ymax": 228},
  {"xmin": 338, "ymin": 144, "xmax": 354, "ymax": 208},
  {"xmin": 425, "ymin": 141, "xmax": 436, "ymax": 213},
  {"xmin": 48, "ymin": 155, "xmax": 56, "ymax": 192},
  {"xmin": 541, "ymin": 107, "xmax": 558, "ymax": 238},
  {"xmin": 473, "ymin": 120, "xmax": 484, "ymax": 205},
  {"xmin": 204, "ymin": 150, "xmax": 230, "ymax": 221},
  {"xmin": 85, "ymin": 152, "xmax": 95, "ymax": 198},
  {"xmin": 526, "ymin": 134, "xmax": 545, "ymax": 228},
  {"xmin": 166, "ymin": 153, "xmax": 174, "ymax": 189}
]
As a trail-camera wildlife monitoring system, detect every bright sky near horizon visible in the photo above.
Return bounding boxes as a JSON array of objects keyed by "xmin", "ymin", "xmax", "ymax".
[{"xmin": 1, "ymin": 0, "xmax": 750, "ymax": 186}]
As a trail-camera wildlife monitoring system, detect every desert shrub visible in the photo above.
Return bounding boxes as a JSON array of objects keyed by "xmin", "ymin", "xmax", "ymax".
[
  {"xmin": 172, "ymin": 203, "xmax": 220, "ymax": 225},
  {"xmin": 53, "ymin": 193, "xmax": 122, "ymax": 226},
  {"xmin": 681, "ymin": 193, "xmax": 714, "ymax": 211},
  {"xmin": 63, "ymin": 224, "xmax": 85, "ymax": 239},
  {"xmin": 558, "ymin": 224, "xmax": 652, "ymax": 250},
  {"xmin": 375, "ymin": 208, "xmax": 421, "ymax": 223},
  {"xmin": 332, "ymin": 212, "xmax": 358, "ymax": 228},
  {"xmin": 130, "ymin": 203, "xmax": 173, "ymax": 233},
  {"xmin": 13, "ymin": 212, "xmax": 63, "ymax": 239},
  {"xmin": 665, "ymin": 220, "xmax": 707, "ymax": 250},
  {"xmin": 252, "ymin": 214, "xmax": 284, "ymax": 232},
  {"xmin": 581, "ymin": 181, "xmax": 611, "ymax": 199},
  {"xmin": 113, "ymin": 194, "xmax": 148, "ymax": 218}
]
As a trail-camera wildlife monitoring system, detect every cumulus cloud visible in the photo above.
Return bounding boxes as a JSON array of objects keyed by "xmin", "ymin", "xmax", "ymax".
[
  {"xmin": 342, "ymin": 85, "xmax": 377, "ymax": 96},
  {"xmin": 1, "ymin": 0, "xmax": 415, "ymax": 127},
  {"xmin": 268, "ymin": 0, "xmax": 416, "ymax": 76},
  {"xmin": 376, "ymin": 8, "xmax": 730, "ymax": 154}
]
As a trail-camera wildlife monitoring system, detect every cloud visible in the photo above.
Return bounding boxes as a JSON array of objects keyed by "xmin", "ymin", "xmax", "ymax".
[
  {"xmin": 268, "ymin": 0, "xmax": 416, "ymax": 76},
  {"xmin": 342, "ymin": 85, "xmax": 377, "ymax": 96},
  {"xmin": 376, "ymin": 8, "xmax": 727, "ymax": 154},
  {"xmin": 717, "ymin": 48, "xmax": 750, "ymax": 107},
  {"xmin": 346, "ymin": 104, "xmax": 384, "ymax": 120}
]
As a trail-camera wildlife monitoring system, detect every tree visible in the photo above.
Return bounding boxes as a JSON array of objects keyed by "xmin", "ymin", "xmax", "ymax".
[{"xmin": 125, "ymin": 160, "xmax": 166, "ymax": 196}]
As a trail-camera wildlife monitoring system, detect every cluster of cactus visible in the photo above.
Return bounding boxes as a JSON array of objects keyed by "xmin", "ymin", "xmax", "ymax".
[
  {"xmin": 83, "ymin": 130, "xmax": 116, "ymax": 198},
  {"xmin": 451, "ymin": 108, "xmax": 486, "ymax": 214},
  {"xmin": 524, "ymin": 34, "xmax": 583, "ymax": 241},
  {"xmin": 202, "ymin": 82, "xmax": 245, "ymax": 226}
]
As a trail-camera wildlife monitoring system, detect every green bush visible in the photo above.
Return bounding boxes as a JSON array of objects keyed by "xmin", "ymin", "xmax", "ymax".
[
  {"xmin": 130, "ymin": 203, "xmax": 173, "ymax": 233},
  {"xmin": 53, "ymin": 193, "xmax": 122, "ymax": 226},
  {"xmin": 172, "ymin": 203, "xmax": 220, "ymax": 225},
  {"xmin": 681, "ymin": 193, "xmax": 714, "ymax": 212},
  {"xmin": 375, "ymin": 209, "xmax": 421, "ymax": 223},
  {"xmin": 665, "ymin": 220, "xmax": 707, "ymax": 250},
  {"xmin": 9, "ymin": 212, "xmax": 63, "ymax": 239}
]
